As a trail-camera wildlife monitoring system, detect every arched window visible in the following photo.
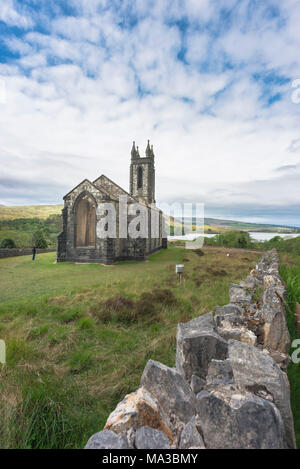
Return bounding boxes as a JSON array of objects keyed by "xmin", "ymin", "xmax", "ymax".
[
  {"xmin": 75, "ymin": 196, "xmax": 96, "ymax": 247},
  {"xmin": 137, "ymin": 166, "xmax": 143, "ymax": 189}
]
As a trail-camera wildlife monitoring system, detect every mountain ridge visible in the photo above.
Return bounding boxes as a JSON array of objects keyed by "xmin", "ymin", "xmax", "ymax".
[{"xmin": 0, "ymin": 204, "xmax": 299, "ymax": 233}]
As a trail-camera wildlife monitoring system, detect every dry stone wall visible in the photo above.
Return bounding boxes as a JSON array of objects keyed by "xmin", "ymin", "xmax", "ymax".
[
  {"xmin": 85, "ymin": 249, "xmax": 296, "ymax": 449},
  {"xmin": 0, "ymin": 248, "xmax": 56, "ymax": 259}
]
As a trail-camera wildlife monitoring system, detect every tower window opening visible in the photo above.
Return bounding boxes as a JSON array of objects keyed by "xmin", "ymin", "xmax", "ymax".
[{"xmin": 137, "ymin": 166, "xmax": 143, "ymax": 189}]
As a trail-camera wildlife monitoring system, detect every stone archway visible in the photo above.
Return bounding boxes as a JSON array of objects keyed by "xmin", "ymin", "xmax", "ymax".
[{"xmin": 75, "ymin": 195, "xmax": 96, "ymax": 247}]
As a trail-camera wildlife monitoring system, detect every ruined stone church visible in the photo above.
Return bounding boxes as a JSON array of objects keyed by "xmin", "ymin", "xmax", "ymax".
[{"xmin": 57, "ymin": 141, "xmax": 167, "ymax": 264}]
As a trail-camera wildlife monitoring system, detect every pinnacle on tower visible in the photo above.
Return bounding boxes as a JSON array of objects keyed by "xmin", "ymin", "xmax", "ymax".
[
  {"xmin": 146, "ymin": 139, "xmax": 152, "ymax": 157},
  {"xmin": 136, "ymin": 145, "xmax": 140, "ymax": 157},
  {"xmin": 131, "ymin": 141, "xmax": 138, "ymax": 159}
]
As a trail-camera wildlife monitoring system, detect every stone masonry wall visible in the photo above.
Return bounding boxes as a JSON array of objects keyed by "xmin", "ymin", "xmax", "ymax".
[
  {"xmin": 85, "ymin": 249, "xmax": 296, "ymax": 449},
  {"xmin": 0, "ymin": 248, "xmax": 56, "ymax": 259}
]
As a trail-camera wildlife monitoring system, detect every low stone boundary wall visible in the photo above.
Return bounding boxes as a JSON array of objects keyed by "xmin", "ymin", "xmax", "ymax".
[
  {"xmin": 0, "ymin": 248, "xmax": 56, "ymax": 259},
  {"xmin": 85, "ymin": 249, "xmax": 296, "ymax": 449}
]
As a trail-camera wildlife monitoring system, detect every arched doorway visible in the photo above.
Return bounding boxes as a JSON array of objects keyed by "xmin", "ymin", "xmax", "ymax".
[{"xmin": 75, "ymin": 196, "xmax": 96, "ymax": 247}]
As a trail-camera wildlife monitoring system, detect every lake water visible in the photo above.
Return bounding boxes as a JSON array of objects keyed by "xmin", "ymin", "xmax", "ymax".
[
  {"xmin": 249, "ymin": 232, "xmax": 300, "ymax": 241},
  {"xmin": 168, "ymin": 232, "xmax": 300, "ymax": 242}
]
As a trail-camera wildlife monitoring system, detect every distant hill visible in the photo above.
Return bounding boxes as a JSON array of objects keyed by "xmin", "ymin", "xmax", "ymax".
[
  {"xmin": 0, "ymin": 205, "xmax": 63, "ymax": 220},
  {"xmin": 0, "ymin": 204, "xmax": 299, "ymax": 234},
  {"xmin": 171, "ymin": 216, "xmax": 300, "ymax": 234}
]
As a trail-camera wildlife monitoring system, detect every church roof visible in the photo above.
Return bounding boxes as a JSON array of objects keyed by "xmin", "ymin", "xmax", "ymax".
[
  {"xmin": 93, "ymin": 174, "xmax": 160, "ymax": 210},
  {"xmin": 63, "ymin": 178, "xmax": 107, "ymax": 200},
  {"xmin": 93, "ymin": 174, "xmax": 134, "ymax": 201},
  {"xmin": 64, "ymin": 174, "xmax": 160, "ymax": 211}
]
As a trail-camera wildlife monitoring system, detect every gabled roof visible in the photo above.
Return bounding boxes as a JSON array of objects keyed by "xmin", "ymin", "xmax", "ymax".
[
  {"xmin": 63, "ymin": 178, "xmax": 107, "ymax": 200},
  {"xmin": 63, "ymin": 174, "xmax": 161, "ymax": 212},
  {"xmin": 93, "ymin": 174, "xmax": 136, "ymax": 202},
  {"xmin": 94, "ymin": 174, "xmax": 161, "ymax": 211}
]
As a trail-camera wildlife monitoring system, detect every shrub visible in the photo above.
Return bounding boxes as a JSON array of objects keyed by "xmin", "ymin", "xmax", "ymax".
[
  {"xmin": 0, "ymin": 238, "xmax": 16, "ymax": 248},
  {"xmin": 60, "ymin": 307, "xmax": 82, "ymax": 324},
  {"xmin": 194, "ymin": 249, "xmax": 204, "ymax": 257},
  {"xmin": 32, "ymin": 231, "xmax": 48, "ymax": 249},
  {"xmin": 210, "ymin": 231, "xmax": 253, "ymax": 249},
  {"xmin": 90, "ymin": 289, "xmax": 178, "ymax": 325},
  {"xmin": 28, "ymin": 325, "xmax": 49, "ymax": 340},
  {"xmin": 90, "ymin": 296, "xmax": 137, "ymax": 324},
  {"xmin": 204, "ymin": 231, "xmax": 300, "ymax": 255},
  {"xmin": 77, "ymin": 317, "xmax": 94, "ymax": 330},
  {"xmin": 69, "ymin": 348, "xmax": 94, "ymax": 373}
]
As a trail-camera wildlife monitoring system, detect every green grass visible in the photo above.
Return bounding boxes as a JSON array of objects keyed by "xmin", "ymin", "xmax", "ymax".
[
  {"xmin": 0, "ymin": 246, "xmax": 261, "ymax": 448},
  {"xmin": 280, "ymin": 257, "xmax": 300, "ymax": 448}
]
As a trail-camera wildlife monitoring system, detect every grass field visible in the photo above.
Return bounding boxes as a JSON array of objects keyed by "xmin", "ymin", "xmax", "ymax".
[
  {"xmin": 0, "ymin": 245, "xmax": 261, "ymax": 448},
  {"xmin": 280, "ymin": 258, "xmax": 300, "ymax": 449}
]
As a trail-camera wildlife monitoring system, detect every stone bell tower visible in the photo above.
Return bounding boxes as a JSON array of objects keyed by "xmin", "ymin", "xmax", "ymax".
[{"xmin": 130, "ymin": 140, "xmax": 155, "ymax": 204}]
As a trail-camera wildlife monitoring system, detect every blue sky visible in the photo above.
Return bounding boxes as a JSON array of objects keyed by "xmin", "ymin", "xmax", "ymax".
[{"xmin": 1, "ymin": 0, "xmax": 300, "ymax": 225}]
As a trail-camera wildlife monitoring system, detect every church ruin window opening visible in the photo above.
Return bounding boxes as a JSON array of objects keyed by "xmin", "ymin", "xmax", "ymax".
[{"xmin": 137, "ymin": 166, "xmax": 143, "ymax": 189}]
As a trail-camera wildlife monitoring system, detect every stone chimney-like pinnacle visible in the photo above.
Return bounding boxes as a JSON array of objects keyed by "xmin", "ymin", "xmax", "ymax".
[
  {"xmin": 146, "ymin": 139, "xmax": 152, "ymax": 157},
  {"xmin": 131, "ymin": 141, "xmax": 138, "ymax": 159}
]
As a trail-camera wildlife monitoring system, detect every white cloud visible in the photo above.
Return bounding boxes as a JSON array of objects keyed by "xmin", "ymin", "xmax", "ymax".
[
  {"xmin": 52, "ymin": 16, "xmax": 101, "ymax": 43},
  {"xmin": 185, "ymin": 32, "xmax": 210, "ymax": 65},
  {"xmin": 0, "ymin": 0, "xmax": 33, "ymax": 29},
  {"xmin": 4, "ymin": 37, "xmax": 32, "ymax": 55},
  {"xmin": 1, "ymin": 1, "xmax": 300, "ymax": 225},
  {"xmin": 19, "ymin": 53, "xmax": 47, "ymax": 69}
]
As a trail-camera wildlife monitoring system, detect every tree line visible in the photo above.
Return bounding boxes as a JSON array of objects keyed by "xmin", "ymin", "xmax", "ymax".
[{"xmin": 0, "ymin": 215, "xmax": 61, "ymax": 249}]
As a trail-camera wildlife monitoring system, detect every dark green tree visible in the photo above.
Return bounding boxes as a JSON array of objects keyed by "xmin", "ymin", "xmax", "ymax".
[
  {"xmin": 0, "ymin": 238, "xmax": 16, "ymax": 248},
  {"xmin": 32, "ymin": 230, "xmax": 48, "ymax": 249}
]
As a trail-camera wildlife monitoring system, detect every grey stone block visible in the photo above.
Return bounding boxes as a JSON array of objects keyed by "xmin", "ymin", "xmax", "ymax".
[
  {"xmin": 85, "ymin": 430, "xmax": 129, "ymax": 449},
  {"xmin": 135, "ymin": 426, "xmax": 170, "ymax": 449},
  {"xmin": 176, "ymin": 312, "xmax": 228, "ymax": 382}
]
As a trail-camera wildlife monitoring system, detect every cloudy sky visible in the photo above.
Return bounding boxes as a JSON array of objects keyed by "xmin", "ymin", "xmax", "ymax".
[{"xmin": 1, "ymin": 0, "xmax": 300, "ymax": 225}]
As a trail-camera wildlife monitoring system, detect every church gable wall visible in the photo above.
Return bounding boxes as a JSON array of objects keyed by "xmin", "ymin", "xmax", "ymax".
[
  {"xmin": 94, "ymin": 175, "xmax": 135, "ymax": 203},
  {"xmin": 58, "ymin": 180, "xmax": 115, "ymax": 264}
]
